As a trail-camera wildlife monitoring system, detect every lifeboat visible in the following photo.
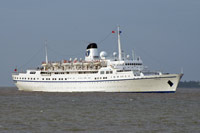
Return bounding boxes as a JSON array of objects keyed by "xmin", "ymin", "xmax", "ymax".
[
  {"xmin": 61, "ymin": 63, "xmax": 71, "ymax": 66},
  {"xmin": 42, "ymin": 62, "xmax": 47, "ymax": 66},
  {"xmin": 73, "ymin": 61, "xmax": 82, "ymax": 66},
  {"xmin": 93, "ymin": 61, "xmax": 101, "ymax": 66},
  {"xmin": 61, "ymin": 60, "xmax": 71, "ymax": 66},
  {"xmin": 83, "ymin": 61, "xmax": 90, "ymax": 66},
  {"xmin": 52, "ymin": 62, "xmax": 59, "ymax": 66}
]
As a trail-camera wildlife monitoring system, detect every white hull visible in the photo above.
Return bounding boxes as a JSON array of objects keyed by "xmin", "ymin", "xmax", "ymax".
[{"xmin": 14, "ymin": 74, "xmax": 182, "ymax": 93}]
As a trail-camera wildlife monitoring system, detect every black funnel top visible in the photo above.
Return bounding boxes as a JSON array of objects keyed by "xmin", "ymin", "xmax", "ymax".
[{"xmin": 87, "ymin": 43, "xmax": 97, "ymax": 49}]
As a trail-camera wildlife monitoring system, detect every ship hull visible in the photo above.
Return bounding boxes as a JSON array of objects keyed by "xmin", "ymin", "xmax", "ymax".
[{"xmin": 13, "ymin": 74, "xmax": 183, "ymax": 92}]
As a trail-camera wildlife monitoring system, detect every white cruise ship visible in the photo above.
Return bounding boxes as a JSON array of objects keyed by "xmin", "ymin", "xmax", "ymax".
[{"xmin": 12, "ymin": 27, "xmax": 183, "ymax": 92}]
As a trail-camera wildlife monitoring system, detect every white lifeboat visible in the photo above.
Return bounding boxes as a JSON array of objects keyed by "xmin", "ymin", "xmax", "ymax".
[
  {"xmin": 62, "ymin": 63, "xmax": 71, "ymax": 66},
  {"xmin": 83, "ymin": 61, "xmax": 90, "ymax": 66},
  {"xmin": 73, "ymin": 61, "xmax": 82, "ymax": 66},
  {"xmin": 93, "ymin": 61, "xmax": 101, "ymax": 66},
  {"xmin": 42, "ymin": 62, "xmax": 47, "ymax": 66},
  {"xmin": 52, "ymin": 62, "xmax": 59, "ymax": 66}
]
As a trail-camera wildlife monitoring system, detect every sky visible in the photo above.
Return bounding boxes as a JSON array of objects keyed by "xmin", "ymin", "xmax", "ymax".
[{"xmin": 0, "ymin": 0, "xmax": 200, "ymax": 86}]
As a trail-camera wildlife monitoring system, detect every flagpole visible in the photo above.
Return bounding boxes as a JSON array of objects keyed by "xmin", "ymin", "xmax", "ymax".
[{"xmin": 45, "ymin": 40, "xmax": 48, "ymax": 64}]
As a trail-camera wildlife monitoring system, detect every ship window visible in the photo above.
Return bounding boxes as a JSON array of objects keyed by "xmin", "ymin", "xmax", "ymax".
[
  {"xmin": 110, "ymin": 71, "xmax": 113, "ymax": 74},
  {"xmin": 106, "ymin": 71, "xmax": 109, "ymax": 74},
  {"xmin": 100, "ymin": 71, "xmax": 104, "ymax": 74},
  {"xmin": 30, "ymin": 72, "xmax": 36, "ymax": 74},
  {"xmin": 42, "ymin": 78, "xmax": 44, "ymax": 80},
  {"xmin": 65, "ymin": 78, "xmax": 67, "ymax": 80}
]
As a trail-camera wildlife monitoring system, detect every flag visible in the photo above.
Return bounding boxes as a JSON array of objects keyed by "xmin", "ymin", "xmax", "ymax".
[
  {"xmin": 14, "ymin": 68, "xmax": 17, "ymax": 72},
  {"xmin": 112, "ymin": 31, "xmax": 115, "ymax": 33},
  {"xmin": 119, "ymin": 31, "xmax": 122, "ymax": 34}
]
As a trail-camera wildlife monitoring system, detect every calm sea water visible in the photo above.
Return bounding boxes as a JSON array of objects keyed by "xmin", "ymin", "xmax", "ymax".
[{"xmin": 0, "ymin": 87, "xmax": 199, "ymax": 133}]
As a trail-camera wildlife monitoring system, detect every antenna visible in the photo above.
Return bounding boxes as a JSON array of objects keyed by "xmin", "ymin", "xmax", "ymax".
[
  {"xmin": 181, "ymin": 67, "xmax": 184, "ymax": 74},
  {"xmin": 117, "ymin": 26, "xmax": 122, "ymax": 61},
  {"xmin": 132, "ymin": 49, "xmax": 135, "ymax": 60},
  {"xmin": 45, "ymin": 40, "xmax": 48, "ymax": 64}
]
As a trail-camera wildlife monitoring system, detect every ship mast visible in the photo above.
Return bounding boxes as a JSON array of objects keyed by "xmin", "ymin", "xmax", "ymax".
[
  {"xmin": 45, "ymin": 40, "xmax": 48, "ymax": 64},
  {"xmin": 117, "ymin": 26, "xmax": 122, "ymax": 61}
]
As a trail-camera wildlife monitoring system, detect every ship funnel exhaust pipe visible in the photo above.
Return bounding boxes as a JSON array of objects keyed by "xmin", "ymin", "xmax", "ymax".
[{"xmin": 117, "ymin": 26, "xmax": 122, "ymax": 61}]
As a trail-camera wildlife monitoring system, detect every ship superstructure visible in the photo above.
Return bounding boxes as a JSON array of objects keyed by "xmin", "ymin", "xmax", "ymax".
[{"xmin": 12, "ymin": 27, "xmax": 183, "ymax": 92}]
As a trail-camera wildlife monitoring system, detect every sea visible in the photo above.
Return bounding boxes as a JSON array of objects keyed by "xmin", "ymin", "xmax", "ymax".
[{"xmin": 0, "ymin": 87, "xmax": 199, "ymax": 133}]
